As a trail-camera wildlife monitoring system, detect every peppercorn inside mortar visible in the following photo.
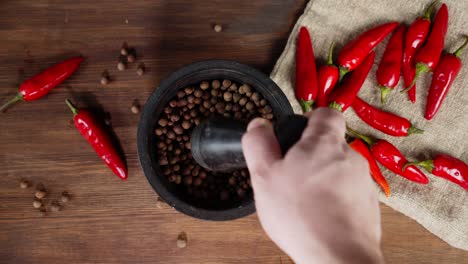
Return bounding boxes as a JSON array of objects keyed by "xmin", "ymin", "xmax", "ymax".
[{"xmin": 154, "ymin": 79, "xmax": 274, "ymax": 209}]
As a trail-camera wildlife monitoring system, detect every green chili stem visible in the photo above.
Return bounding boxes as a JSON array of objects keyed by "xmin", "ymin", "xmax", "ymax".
[{"xmin": 0, "ymin": 93, "xmax": 23, "ymax": 113}]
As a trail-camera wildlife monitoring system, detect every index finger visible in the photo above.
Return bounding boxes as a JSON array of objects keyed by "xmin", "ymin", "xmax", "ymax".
[{"xmin": 301, "ymin": 108, "xmax": 346, "ymax": 141}]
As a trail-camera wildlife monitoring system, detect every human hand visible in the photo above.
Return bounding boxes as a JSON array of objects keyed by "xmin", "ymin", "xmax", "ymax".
[{"xmin": 242, "ymin": 108, "xmax": 383, "ymax": 264}]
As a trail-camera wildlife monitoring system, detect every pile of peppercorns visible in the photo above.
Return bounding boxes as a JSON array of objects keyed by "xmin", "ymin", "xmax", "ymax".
[
  {"xmin": 100, "ymin": 42, "xmax": 146, "ymax": 86},
  {"xmin": 20, "ymin": 179, "xmax": 71, "ymax": 216},
  {"xmin": 99, "ymin": 42, "xmax": 145, "ymax": 116},
  {"xmin": 155, "ymin": 79, "xmax": 274, "ymax": 207}
]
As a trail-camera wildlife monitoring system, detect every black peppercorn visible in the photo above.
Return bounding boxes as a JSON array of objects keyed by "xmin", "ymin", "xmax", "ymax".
[
  {"xmin": 222, "ymin": 79, "xmax": 231, "ymax": 89},
  {"xmin": 212, "ymin": 80, "xmax": 221, "ymax": 89},
  {"xmin": 251, "ymin": 92, "xmax": 261, "ymax": 102},
  {"xmin": 182, "ymin": 120, "xmax": 191, "ymax": 130},
  {"xmin": 194, "ymin": 178, "xmax": 202, "ymax": 186},
  {"xmin": 184, "ymin": 87, "xmax": 193, "ymax": 94},
  {"xmin": 169, "ymin": 100, "xmax": 177, "ymax": 107},
  {"xmin": 239, "ymin": 97, "xmax": 248, "ymax": 106},
  {"xmin": 202, "ymin": 101, "xmax": 211, "ymax": 109},
  {"xmin": 194, "ymin": 89, "xmax": 203, "ymax": 98},
  {"xmin": 245, "ymin": 102, "xmax": 255, "ymax": 111},
  {"xmin": 229, "ymin": 83, "xmax": 238, "ymax": 91},
  {"xmin": 187, "ymin": 95, "xmax": 195, "ymax": 104},
  {"xmin": 177, "ymin": 90, "xmax": 185, "ymax": 99},
  {"xmin": 158, "ymin": 119, "xmax": 168, "ymax": 127},
  {"xmin": 174, "ymin": 125, "xmax": 183, "ymax": 135},
  {"xmin": 170, "ymin": 115, "xmax": 180, "ymax": 122},
  {"xmin": 184, "ymin": 176, "xmax": 193, "ymax": 185},
  {"xmin": 200, "ymin": 81, "xmax": 209, "ymax": 90}
]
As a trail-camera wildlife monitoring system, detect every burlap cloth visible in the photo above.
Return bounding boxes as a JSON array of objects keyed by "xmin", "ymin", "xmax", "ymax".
[{"xmin": 270, "ymin": 0, "xmax": 468, "ymax": 250}]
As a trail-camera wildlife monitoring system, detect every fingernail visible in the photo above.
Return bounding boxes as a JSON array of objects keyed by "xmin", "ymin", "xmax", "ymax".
[{"xmin": 247, "ymin": 118, "xmax": 270, "ymax": 132}]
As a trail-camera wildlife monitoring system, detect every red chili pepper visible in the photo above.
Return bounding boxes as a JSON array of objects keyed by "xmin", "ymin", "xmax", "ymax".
[
  {"xmin": 424, "ymin": 36, "xmax": 468, "ymax": 120},
  {"xmin": 405, "ymin": 71, "xmax": 417, "ymax": 103},
  {"xmin": 405, "ymin": 155, "xmax": 467, "ymax": 190},
  {"xmin": 403, "ymin": 4, "xmax": 448, "ymax": 92},
  {"xmin": 376, "ymin": 25, "xmax": 405, "ymax": 104},
  {"xmin": 295, "ymin": 26, "xmax": 318, "ymax": 112},
  {"xmin": 316, "ymin": 42, "xmax": 339, "ymax": 107},
  {"xmin": 349, "ymin": 138, "xmax": 391, "ymax": 196},
  {"xmin": 351, "ymin": 97, "xmax": 423, "ymax": 137},
  {"xmin": 0, "ymin": 57, "xmax": 83, "ymax": 112},
  {"xmin": 348, "ymin": 128, "xmax": 429, "ymax": 184},
  {"xmin": 66, "ymin": 99, "xmax": 128, "ymax": 180},
  {"xmin": 337, "ymin": 22, "xmax": 398, "ymax": 78},
  {"xmin": 328, "ymin": 52, "xmax": 375, "ymax": 112},
  {"xmin": 402, "ymin": 1, "xmax": 438, "ymax": 103}
]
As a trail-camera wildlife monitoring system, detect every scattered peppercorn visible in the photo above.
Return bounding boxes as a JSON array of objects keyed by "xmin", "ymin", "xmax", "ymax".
[
  {"xmin": 156, "ymin": 197, "xmax": 166, "ymax": 209},
  {"xmin": 121, "ymin": 42, "xmax": 129, "ymax": 56},
  {"xmin": 131, "ymin": 103, "xmax": 140, "ymax": 114},
  {"xmin": 51, "ymin": 202, "xmax": 61, "ymax": 212},
  {"xmin": 213, "ymin": 24, "xmax": 223, "ymax": 33},
  {"xmin": 33, "ymin": 199, "xmax": 42, "ymax": 209},
  {"xmin": 35, "ymin": 190, "xmax": 46, "ymax": 199},
  {"xmin": 137, "ymin": 63, "xmax": 145, "ymax": 76},
  {"xmin": 20, "ymin": 180, "xmax": 29, "ymax": 189},
  {"xmin": 60, "ymin": 191, "xmax": 70, "ymax": 203},
  {"xmin": 38, "ymin": 208, "xmax": 47, "ymax": 217},
  {"xmin": 117, "ymin": 61, "xmax": 126, "ymax": 71},
  {"xmin": 100, "ymin": 76, "xmax": 109, "ymax": 86},
  {"xmin": 100, "ymin": 71, "xmax": 110, "ymax": 85},
  {"xmin": 177, "ymin": 232, "xmax": 188, "ymax": 248},
  {"xmin": 127, "ymin": 54, "xmax": 136, "ymax": 63}
]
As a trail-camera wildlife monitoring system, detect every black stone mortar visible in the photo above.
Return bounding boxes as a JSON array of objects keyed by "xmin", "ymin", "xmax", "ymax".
[{"xmin": 137, "ymin": 60, "xmax": 293, "ymax": 220}]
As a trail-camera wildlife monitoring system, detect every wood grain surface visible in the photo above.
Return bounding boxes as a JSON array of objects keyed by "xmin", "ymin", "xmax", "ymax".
[{"xmin": 0, "ymin": 1, "xmax": 467, "ymax": 263}]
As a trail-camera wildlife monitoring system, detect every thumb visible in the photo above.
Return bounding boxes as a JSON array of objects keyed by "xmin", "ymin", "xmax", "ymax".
[{"xmin": 241, "ymin": 118, "xmax": 282, "ymax": 177}]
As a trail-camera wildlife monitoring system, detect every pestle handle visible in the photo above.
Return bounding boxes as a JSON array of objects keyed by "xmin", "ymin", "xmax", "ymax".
[{"xmin": 190, "ymin": 114, "xmax": 308, "ymax": 171}]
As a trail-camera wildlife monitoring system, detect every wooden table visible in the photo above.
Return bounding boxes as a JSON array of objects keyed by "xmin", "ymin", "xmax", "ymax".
[{"xmin": 0, "ymin": 1, "xmax": 466, "ymax": 263}]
